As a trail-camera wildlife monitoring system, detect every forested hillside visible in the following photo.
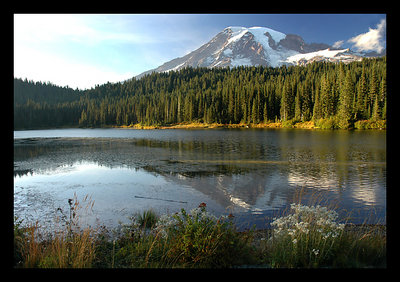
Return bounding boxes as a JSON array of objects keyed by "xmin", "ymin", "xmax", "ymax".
[{"xmin": 14, "ymin": 57, "xmax": 386, "ymax": 130}]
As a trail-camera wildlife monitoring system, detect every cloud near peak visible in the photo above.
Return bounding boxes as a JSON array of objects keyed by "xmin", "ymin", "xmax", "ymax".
[
  {"xmin": 348, "ymin": 18, "xmax": 386, "ymax": 53},
  {"xmin": 332, "ymin": 40, "xmax": 344, "ymax": 49}
]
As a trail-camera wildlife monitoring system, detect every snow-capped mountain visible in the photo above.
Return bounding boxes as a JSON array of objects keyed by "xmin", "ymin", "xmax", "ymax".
[{"xmin": 136, "ymin": 26, "xmax": 369, "ymax": 78}]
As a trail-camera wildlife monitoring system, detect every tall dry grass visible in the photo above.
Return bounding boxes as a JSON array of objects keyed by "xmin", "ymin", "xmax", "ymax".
[{"xmin": 15, "ymin": 193, "xmax": 97, "ymax": 268}]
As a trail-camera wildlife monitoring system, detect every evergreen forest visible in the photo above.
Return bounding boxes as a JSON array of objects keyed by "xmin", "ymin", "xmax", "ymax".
[{"xmin": 14, "ymin": 57, "xmax": 387, "ymax": 130}]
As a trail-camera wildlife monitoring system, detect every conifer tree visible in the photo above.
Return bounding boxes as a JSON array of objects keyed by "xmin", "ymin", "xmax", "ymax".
[
  {"xmin": 337, "ymin": 72, "xmax": 354, "ymax": 129},
  {"xmin": 368, "ymin": 66, "xmax": 379, "ymax": 118},
  {"xmin": 294, "ymin": 88, "xmax": 301, "ymax": 121},
  {"xmin": 356, "ymin": 66, "xmax": 368, "ymax": 120},
  {"xmin": 312, "ymin": 87, "xmax": 322, "ymax": 120}
]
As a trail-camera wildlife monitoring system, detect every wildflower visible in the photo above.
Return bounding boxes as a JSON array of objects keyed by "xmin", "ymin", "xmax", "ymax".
[
  {"xmin": 198, "ymin": 202, "xmax": 207, "ymax": 208},
  {"xmin": 271, "ymin": 203, "xmax": 344, "ymax": 242},
  {"xmin": 292, "ymin": 239, "xmax": 297, "ymax": 244},
  {"xmin": 295, "ymin": 221, "xmax": 309, "ymax": 234},
  {"xmin": 288, "ymin": 229, "xmax": 296, "ymax": 236},
  {"xmin": 312, "ymin": 249, "xmax": 319, "ymax": 256}
]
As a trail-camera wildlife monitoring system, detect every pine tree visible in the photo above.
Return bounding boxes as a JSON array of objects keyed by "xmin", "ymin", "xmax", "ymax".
[
  {"xmin": 320, "ymin": 74, "xmax": 332, "ymax": 118},
  {"xmin": 368, "ymin": 66, "xmax": 379, "ymax": 118},
  {"xmin": 379, "ymin": 76, "xmax": 386, "ymax": 103},
  {"xmin": 280, "ymin": 81, "xmax": 293, "ymax": 121},
  {"xmin": 371, "ymin": 96, "xmax": 381, "ymax": 121},
  {"xmin": 301, "ymin": 83, "xmax": 312, "ymax": 121},
  {"xmin": 312, "ymin": 87, "xmax": 322, "ymax": 120},
  {"xmin": 356, "ymin": 66, "xmax": 368, "ymax": 120},
  {"xmin": 337, "ymin": 72, "xmax": 354, "ymax": 129},
  {"xmin": 263, "ymin": 101, "xmax": 268, "ymax": 123},
  {"xmin": 294, "ymin": 88, "xmax": 301, "ymax": 121}
]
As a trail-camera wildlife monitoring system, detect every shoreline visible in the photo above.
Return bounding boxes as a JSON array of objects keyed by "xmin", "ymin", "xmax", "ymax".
[
  {"xmin": 113, "ymin": 119, "xmax": 386, "ymax": 130},
  {"xmin": 14, "ymin": 119, "xmax": 386, "ymax": 131},
  {"xmin": 114, "ymin": 121, "xmax": 315, "ymax": 130}
]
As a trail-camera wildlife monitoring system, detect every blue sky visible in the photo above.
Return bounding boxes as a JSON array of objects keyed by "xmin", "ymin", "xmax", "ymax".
[{"xmin": 14, "ymin": 14, "xmax": 386, "ymax": 90}]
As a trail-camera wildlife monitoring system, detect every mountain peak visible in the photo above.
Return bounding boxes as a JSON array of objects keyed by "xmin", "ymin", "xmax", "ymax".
[
  {"xmin": 136, "ymin": 26, "xmax": 366, "ymax": 78},
  {"xmin": 223, "ymin": 26, "xmax": 286, "ymax": 46}
]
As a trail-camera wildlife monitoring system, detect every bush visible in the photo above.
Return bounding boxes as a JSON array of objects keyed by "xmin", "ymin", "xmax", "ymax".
[
  {"xmin": 281, "ymin": 119, "xmax": 297, "ymax": 128},
  {"xmin": 354, "ymin": 120, "xmax": 386, "ymax": 130},
  {"xmin": 153, "ymin": 203, "xmax": 254, "ymax": 267},
  {"xmin": 315, "ymin": 117, "xmax": 339, "ymax": 129}
]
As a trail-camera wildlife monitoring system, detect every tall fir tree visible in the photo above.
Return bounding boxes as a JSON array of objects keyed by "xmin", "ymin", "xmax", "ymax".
[
  {"xmin": 356, "ymin": 66, "xmax": 368, "ymax": 120},
  {"xmin": 337, "ymin": 72, "xmax": 354, "ymax": 129}
]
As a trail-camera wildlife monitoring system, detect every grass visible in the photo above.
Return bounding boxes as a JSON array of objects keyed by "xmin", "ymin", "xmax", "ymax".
[
  {"xmin": 14, "ymin": 196, "xmax": 386, "ymax": 268},
  {"xmin": 14, "ymin": 194, "xmax": 97, "ymax": 268}
]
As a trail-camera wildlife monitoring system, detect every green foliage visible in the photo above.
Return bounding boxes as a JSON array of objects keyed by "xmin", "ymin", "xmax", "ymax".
[
  {"xmin": 154, "ymin": 204, "xmax": 254, "ymax": 267},
  {"xmin": 354, "ymin": 120, "xmax": 386, "ymax": 130},
  {"xmin": 135, "ymin": 209, "xmax": 159, "ymax": 229},
  {"xmin": 102, "ymin": 203, "xmax": 254, "ymax": 268},
  {"xmin": 314, "ymin": 117, "xmax": 339, "ymax": 130},
  {"xmin": 281, "ymin": 119, "xmax": 297, "ymax": 128},
  {"xmin": 14, "ymin": 57, "xmax": 386, "ymax": 130}
]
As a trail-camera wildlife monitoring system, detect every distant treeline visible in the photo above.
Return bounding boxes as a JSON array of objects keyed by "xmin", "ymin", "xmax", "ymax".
[{"xmin": 14, "ymin": 57, "xmax": 386, "ymax": 130}]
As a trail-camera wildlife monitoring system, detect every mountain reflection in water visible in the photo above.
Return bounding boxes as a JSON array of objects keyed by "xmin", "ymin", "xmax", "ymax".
[{"xmin": 14, "ymin": 129, "xmax": 386, "ymax": 229}]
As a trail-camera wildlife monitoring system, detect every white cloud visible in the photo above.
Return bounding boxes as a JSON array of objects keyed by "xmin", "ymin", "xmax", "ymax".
[
  {"xmin": 348, "ymin": 18, "xmax": 386, "ymax": 53},
  {"xmin": 332, "ymin": 40, "xmax": 344, "ymax": 49}
]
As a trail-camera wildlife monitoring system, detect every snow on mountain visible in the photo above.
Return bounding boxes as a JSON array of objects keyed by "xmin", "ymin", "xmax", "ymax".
[
  {"xmin": 285, "ymin": 48, "xmax": 363, "ymax": 65},
  {"xmin": 136, "ymin": 26, "xmax": 369, "ymax": 78},
  {"xmin": 226, "ymin": 26, "xmax": 285, "ymax": 45}
]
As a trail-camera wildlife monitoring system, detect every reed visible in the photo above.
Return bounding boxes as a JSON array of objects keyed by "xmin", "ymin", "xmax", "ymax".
[{"xmin": 14, "ymin": 194, "xmax": 97, "ymax": 268}]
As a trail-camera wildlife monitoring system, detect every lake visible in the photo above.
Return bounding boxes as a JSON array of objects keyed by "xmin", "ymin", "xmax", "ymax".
[{"xmin": 14, "ymin": 128, "xmax": 386, "ymax": 230}]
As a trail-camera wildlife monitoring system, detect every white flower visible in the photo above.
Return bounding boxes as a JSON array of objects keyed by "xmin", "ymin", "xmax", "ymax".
[
  {"xmin": 295, "ymin": 221, "xmax": 310, "ymax": 234},
  {"xmin": 288, "ymin": 228, "xmax": 296, "ymax": 236},
  {"xmin": 271, "ymin": 203, "xmax": 344, "ymax": 241},
  {"xmin": 312, "ymin": 249, "xmax": 319, "ymax": 256}
]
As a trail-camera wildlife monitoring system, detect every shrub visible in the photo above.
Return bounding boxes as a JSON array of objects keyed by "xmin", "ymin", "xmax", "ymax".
[
  {"xmin": 354, "ymin": 120, "xmax": 386, "ymax": 130},
  {"xmin": 315, "ymin": 117, "xmax": 339, "ymax": 129},
  {"xmin": 281, "ymin": 119, "xmax": 297, "ymax": 128},
  {"xmin": 153, "ymin": 203, "xmax": 254, "ymax": 268},
  {"xmin": 266, "ymin": 203, "xmax": 345, "ymax": 268}
]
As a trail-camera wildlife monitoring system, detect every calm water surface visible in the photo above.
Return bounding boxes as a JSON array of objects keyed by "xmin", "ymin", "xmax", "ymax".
[{"xmin": 14, "ymin": 128, "xmax": 386, "ymax": 230}]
